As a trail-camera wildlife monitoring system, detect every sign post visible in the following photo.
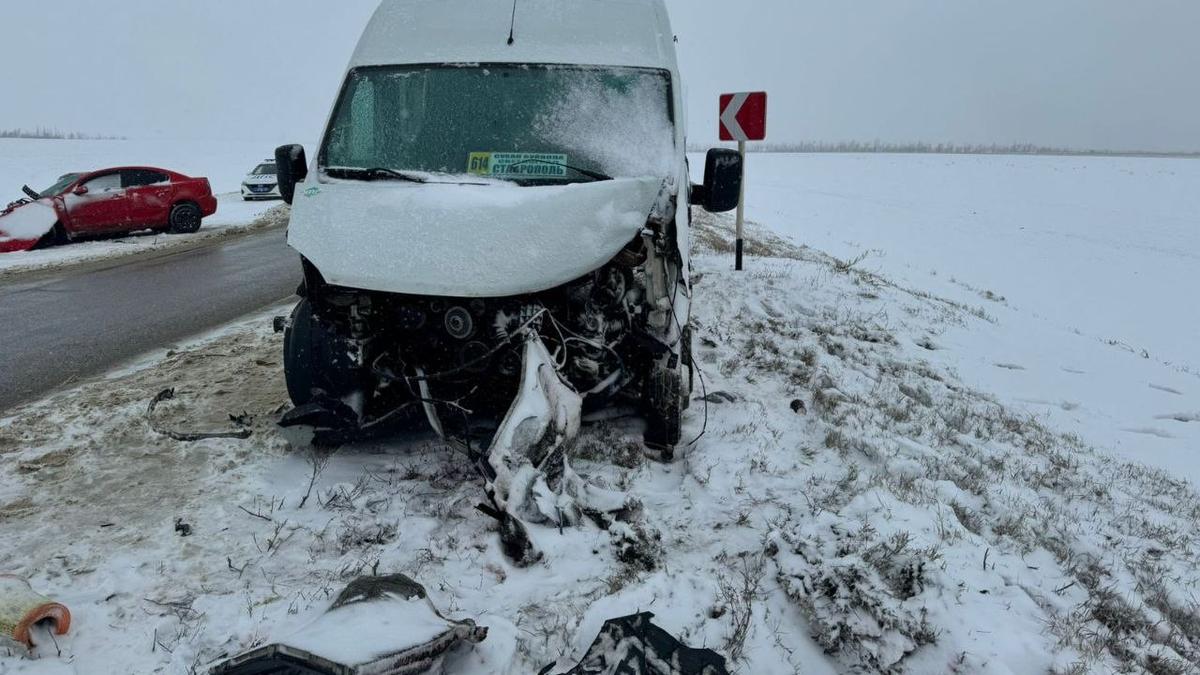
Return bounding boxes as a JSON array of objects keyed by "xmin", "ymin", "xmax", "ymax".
[
  {"xmin": 719, "ymin": 91, "xmax": 767, "ymax": 271},
  {"xmin": 735, "ymin": 138, "xmax": 746, "ymax": 270}
]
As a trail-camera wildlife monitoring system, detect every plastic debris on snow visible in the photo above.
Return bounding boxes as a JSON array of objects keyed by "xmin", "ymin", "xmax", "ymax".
[
  {"xmin": 209, "ymin": 574, "xmax": 487, "ymax": 675},
  {"xmin": 486, "ymin": 333, "xmax": 584, "ymax": 522},
  {"xmin": 544, "ymin": 613, "xmax": 729, "ymax": 675},
  {"xmin": 486, "ymin": 332, "xmax": 637, "ymax": 525}
]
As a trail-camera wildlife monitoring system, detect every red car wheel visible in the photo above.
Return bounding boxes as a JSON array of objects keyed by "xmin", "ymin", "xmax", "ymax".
[{"xmin": 167, "ymin": 203, "xmax": 202, "ymax": 234}]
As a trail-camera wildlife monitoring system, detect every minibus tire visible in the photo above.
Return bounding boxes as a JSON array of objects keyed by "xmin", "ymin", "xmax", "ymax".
[
  {"xmin": 644, "ymin": 367, "xmax": 683, "ymax": 450},
  {"xmin": 284, "ymin": 299, "xmax": 361, "ymax": 407}
]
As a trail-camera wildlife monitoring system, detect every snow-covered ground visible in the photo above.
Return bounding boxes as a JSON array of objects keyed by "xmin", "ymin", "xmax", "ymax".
[
  {"xmin": 1, "ymin": 154, "xmax": 1197, "ymax": 674},
  {"xmin": 0, "ymin": 139, "xmax": 291, "ymax": 278},
  {"xmin": 721, "ymin": 153, "xmax": 1200, "ymax": 486}
]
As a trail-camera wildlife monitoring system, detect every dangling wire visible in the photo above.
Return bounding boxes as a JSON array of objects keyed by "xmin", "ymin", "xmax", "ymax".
[
  {"xmin": 665, "ymin": 256, "xmax": 710, "ymax": 447},
  {"xmin": 687, "ymin": 348, "xmax": 710, "ymax": 447},
  {"xmin": 507, "ymin": 0, "xmax": 518, "ymax": 45}
]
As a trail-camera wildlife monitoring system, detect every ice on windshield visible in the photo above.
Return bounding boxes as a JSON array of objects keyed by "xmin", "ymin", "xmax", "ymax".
[
  {"xmin": 533, "ymin": 70, "xmax": 675, "ymax": 180},
  {"xmin": 321, "ymin": 65, "xmax": 675, "ymax": 183}
]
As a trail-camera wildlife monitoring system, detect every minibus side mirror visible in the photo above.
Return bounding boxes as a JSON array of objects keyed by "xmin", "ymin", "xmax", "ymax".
[
  {"xmin": 693, "ymin": 148, "xmax": 742, "ymax": 213},
  {"xmin": 275, "ymin": 144, "xmax": 309, "ymax": 205}
]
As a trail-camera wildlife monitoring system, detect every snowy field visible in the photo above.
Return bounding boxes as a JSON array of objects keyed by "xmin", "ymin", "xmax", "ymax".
[
  {"xmin": 0, "ymin": 154, "xmax": 1197, "ymax": 674},
  {"xmin": 0, "ymin": 139, "xmax": 281, "ymax": 196},
  {"xmin": 0, "ymin": 139, "xmax": 292, "ymax": 277},
  {"xmin": 727, "ymin": 153, "xmax": 1200, "ymax": 486},
  {"xmin": 741, "ymin": 153, "xmax": 1200, "ymax": 376}
]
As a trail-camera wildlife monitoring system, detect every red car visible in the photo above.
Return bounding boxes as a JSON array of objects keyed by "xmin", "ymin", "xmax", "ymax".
[{"xmin": 0, "ymin": 167, "xmax": 218, "ymax": 252}]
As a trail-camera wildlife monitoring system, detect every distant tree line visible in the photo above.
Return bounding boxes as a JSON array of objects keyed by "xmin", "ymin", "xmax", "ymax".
[
  {"xmin": 690, "ymin": 140, "xmax": 1200, "ymax": 158},
  {"xmin": 0, "ymin": 127, "xmax": 126, "ymax": 140}
]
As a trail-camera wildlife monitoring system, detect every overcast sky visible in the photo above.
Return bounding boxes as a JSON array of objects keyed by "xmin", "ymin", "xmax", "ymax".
[{"xmin": 2, "ymin": 1, "xmax": 1198, "ymax": 152}]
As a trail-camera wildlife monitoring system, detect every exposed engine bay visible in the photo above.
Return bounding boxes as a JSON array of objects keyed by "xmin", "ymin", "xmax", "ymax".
[
  {"xmin": 282, "ymin": 224, "xmax": 687, "ymax": 441},
  {"xmin": 280, "ymin": 203, "xmax": 692, "ymax": 562}
]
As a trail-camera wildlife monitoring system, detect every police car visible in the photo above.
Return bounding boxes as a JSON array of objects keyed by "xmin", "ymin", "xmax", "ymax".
[{"xmin": 240, "ymin": 160, "xmax": 281, "ymax": 200}]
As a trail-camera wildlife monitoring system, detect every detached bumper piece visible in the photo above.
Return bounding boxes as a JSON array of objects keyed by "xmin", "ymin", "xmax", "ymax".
[
  {"xmin": 0, "ymin": 575, "xmax": 72, "ymax": 651},
  {"xmin": 545, "ymin": 613, "xmax": 729, "ymax": 675},
  {"xmin": 210, "ymin": 574, "xmax": 487, "ymax": 675}
]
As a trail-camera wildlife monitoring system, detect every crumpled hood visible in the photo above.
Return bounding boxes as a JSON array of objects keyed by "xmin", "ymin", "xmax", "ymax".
[
  {"xmin": 0, "ymin": 199, "xmax": 57, "ymax": 253},
  {"xmin": 288, "ymin": 177, "xmax": 664, "ymax": 297}
]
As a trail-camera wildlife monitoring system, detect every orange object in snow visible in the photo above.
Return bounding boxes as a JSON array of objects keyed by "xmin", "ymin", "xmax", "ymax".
[{"xmin": 0, "ymin": 576, "xmax": 72, "ymax": 647}]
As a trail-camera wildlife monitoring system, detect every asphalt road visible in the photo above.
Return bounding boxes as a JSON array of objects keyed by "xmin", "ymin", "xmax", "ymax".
[{"xmin": 0, "ymin": 227, "xmax": 300, "ymax": 411}]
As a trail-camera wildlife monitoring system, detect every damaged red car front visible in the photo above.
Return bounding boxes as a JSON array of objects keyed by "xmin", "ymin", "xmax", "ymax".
[{"xmin": 0, "ymin": 167, "xmax": 217, "ymax": 252}]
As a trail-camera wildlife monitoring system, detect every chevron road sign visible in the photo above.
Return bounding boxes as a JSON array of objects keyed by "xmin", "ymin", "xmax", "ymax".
[
  {"xmin": 719, "ymin": 92, "xmax": 767, "ymax": 270},
  {"xmin": 719, "ymin": 92, "xmax": 767, "ymax": 142}
]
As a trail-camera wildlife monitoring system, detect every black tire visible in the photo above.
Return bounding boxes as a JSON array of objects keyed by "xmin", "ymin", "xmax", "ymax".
[
  {"xmin": 644, "ymin": 366, "xmax": 683, "ymax": 451},
  {"xmin": 166, "ymin": 202, "xmax": 203, "ymax": 234},
  {"xmin": 34, "ymin": 223, "xmax": 70, "ymax": 249},
  {"xmin": 284, "ymin": 300, "xmax": 318, "ymax": 406},
  {"xmin": 283, "ymin": 299, "xmax": 363, "ymax": 406}
]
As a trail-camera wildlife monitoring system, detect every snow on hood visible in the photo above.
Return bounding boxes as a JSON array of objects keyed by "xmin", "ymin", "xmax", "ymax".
[
  {"xmin": 0, "ymin": 199, "xmax": 57, "ymax": 245},
  {"xmin": 288, "ymin": 177, "xmax": 664, "ymax": 297}
]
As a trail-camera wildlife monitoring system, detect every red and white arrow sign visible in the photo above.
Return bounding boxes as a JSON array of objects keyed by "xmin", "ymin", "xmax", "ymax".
[{"xmin": 719, "ymin": 91, "xmax": 767, "ymax": 142}]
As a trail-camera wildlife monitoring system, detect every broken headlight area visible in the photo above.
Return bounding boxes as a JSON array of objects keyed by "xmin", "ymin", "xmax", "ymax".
[
  {"xmin": 280, "ymin": 238, "xmax": 685, "ymax": 564},
  {"xmin": 282, "ymin": 237, "xmax": 669, "ymax": 435}
]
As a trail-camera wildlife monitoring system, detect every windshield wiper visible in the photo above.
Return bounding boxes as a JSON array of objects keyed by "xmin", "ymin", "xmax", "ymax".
[
  {"xmin": 324, "ymin": 166, "xmax": 498, "ymax": 186},
  {"xmin": 324, "ymin": 167, "xmax": 429, "ymax": 184},
  {"xmin": 22, "ymin": 185, "xmax": 41, "ymax": 200},
  {"xmin": 503, "ymin": 160, "xmax": 613, "ymax": 183}
]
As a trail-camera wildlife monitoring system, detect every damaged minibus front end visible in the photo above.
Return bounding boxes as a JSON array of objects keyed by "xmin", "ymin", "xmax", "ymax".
[{"xmin": 273, "ymin": 0, "xmax": 742, "ymax": 543}]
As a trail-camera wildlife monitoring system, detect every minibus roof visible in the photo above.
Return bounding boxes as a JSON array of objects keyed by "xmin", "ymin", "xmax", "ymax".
[{"xmin": 350, "ymin": 0, "xmax": 678, "ymax": 72}]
